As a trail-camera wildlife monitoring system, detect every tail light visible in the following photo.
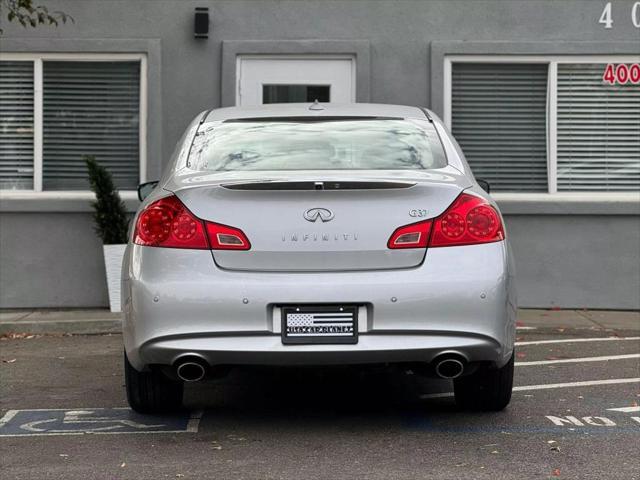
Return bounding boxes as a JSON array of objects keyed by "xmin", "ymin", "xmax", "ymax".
[
  {"xmin": 206, "ymin": 222, "xmax": 251, "ymax": 250},
  {"xmin": 387, "ymin": 192, "xmax": 504, "ymax": 249},
  {"xmin": 388, "ymin": 220, "xmax": 432, "ymax": 249},
  {"xmin": 134, "ymin": 195, "xmax": 250, "ymax": 250},
  {"xmin": 430, "ymin": 193, "xmax": 504, "ymax": 247}
]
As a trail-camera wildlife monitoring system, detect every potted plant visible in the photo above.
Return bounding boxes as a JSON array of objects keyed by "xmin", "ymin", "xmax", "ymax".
[{"xmin": 86, "ymin": 156, "xmax": 129, "ymax": 313}]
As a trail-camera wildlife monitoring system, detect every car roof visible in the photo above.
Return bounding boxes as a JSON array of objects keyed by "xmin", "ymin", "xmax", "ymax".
[{"xmin": 204, "ymin": 103, "xmax": 430, "ymax": 122}]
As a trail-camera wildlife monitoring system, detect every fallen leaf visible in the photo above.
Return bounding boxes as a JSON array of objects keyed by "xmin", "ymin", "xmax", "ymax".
[
  {"xmin": 516, "ymin": 352, "xmax": 527, "ymax": 359},
  {"xmin": 0, "ymin": 333, "xmax": 42, "ymax": 340}
]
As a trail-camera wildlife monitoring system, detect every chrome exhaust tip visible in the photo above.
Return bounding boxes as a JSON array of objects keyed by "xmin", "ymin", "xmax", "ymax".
[
  {"xmin": 175, "ymin": 361, "xmax": 206, "ymax": 382},
  {"xmin": 434, "ymin": 358, "xmax": 465, "ymax": 379}
]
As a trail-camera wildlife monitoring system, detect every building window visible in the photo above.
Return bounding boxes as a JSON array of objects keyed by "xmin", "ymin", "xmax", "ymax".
[
  {"xmin": 448, "ymin": 57, "xmax": 640, "ymax": 194},
  {"xmin": 451, "ymin": 63, "xmax": 548, "ymax": 192},
  {"xmin": 0, "ymin": 55, "xmax": 144, "ymax": 192},
  {"xmin": 262, "ymin": 84, "xmax": 331, "ymax": 104},
  {"xmin": 0, "ymin": 61, "xmax": 34, "ymax": 190},
  {"xmin": 557, "ymin": 64, "xmax": 640, "ymax": 191}
]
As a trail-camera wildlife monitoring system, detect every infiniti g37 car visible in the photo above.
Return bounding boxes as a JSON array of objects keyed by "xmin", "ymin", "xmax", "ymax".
[{"xmin": 122, "ymin": 103, "xmax": 516, "ymax": 413}]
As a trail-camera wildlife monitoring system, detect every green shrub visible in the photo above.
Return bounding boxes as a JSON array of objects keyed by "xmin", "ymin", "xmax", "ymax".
[{"xmin": 85, "ymin": 155, "xmax": 129, "ymax": 244}]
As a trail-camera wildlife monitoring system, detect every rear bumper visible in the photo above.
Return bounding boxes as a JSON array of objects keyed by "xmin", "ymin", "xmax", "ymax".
[
  {"xmin": 135, "ymin": 333, "xmax": 502, "ymax": 367},
  {"xmin": 122, "ymin": 242, "xmax": 516, "ymax": 370}
]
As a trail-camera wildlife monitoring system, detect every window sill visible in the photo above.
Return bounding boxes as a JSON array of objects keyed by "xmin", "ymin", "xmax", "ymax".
[
  {"xmin": 492, "ymin": 193, "xmax": 640, "ymax": 215},
  {"xmin": 0, "ymin": 191, "xmax": 140, "ymax": 213}
]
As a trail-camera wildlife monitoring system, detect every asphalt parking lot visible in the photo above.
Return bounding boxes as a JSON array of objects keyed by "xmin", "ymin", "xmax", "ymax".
[{"xmin": 1, "ymin": 311, "xmax": 639, "ymax": 480}]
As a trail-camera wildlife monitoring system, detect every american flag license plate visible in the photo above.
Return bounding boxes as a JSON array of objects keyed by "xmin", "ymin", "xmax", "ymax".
[{"xmin": 281, "ymin": 305, "xmax": 358, "ymax": 344}]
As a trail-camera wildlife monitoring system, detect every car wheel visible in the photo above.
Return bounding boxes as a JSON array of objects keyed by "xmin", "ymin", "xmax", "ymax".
[
  {"xmin": 453, "ymin": 352, "xmax": 514, "ymax": 411},
  {"xmin": 124, "ymin": 351, "xmax": 184, "ymax": 413}
]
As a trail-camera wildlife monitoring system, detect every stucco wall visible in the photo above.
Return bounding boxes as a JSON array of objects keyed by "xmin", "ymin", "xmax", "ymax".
[{"xmin": 1, "ymin": 0, "xmax": 639, "ymax": 309}]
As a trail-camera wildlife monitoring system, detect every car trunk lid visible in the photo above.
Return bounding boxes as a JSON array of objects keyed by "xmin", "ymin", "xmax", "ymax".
[{"xmin": 169, "ymin": 168, "xmax": 470, "ymax": 272}]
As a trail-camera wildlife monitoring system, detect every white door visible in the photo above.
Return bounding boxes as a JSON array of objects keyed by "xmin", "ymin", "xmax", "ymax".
[{"xmin": 236, "ymin": 55, "xmax": 356, "ymax": 106}]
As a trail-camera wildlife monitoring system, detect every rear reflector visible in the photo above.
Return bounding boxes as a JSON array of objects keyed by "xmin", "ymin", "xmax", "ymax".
[
  {"xmin": 387, "ymin": 220, "xmax": 433, "ymax": 249},
  {"xmin": 387, "ymin": 192, "xmax": 504, "ymax": 249},
  {"xmin": 134, "ymin": 195, "xmax": 251, "ymax": 250}
]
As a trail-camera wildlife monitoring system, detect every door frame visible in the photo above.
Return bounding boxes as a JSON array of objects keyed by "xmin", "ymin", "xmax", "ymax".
[
  {"xmin": 221, "ymin": 40, "xmax": 371, "ymax": 107},
  {"xmin": 235, "ymin": 54, "xmax": 357, "ymax": 106}
]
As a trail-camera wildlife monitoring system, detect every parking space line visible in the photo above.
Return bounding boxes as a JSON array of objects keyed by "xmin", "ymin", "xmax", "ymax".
[
  {"xmin": 514, "ymin": 377, "xmax": 640, "ymax": 391},
  {"xmin": 420, "ymin": 377, "xmax": 640, "ymax": 399},
  {"xmin": 186, "ymin": 409, "xmax": 204, "ymax": 433},
  {"xmin": 515, "ymin": 353, "xmax": 639, "ymax": 366},
  {"xmin": 515, "ymin": 336, "xmax": 640, "ymax": 346},
  {"xmin": 0, "ymin": 411, "xmax": 19, "ymax": 428},
  {"xmin": 607, "ymin": 406, "xmax": 640, "ymax": 413}
]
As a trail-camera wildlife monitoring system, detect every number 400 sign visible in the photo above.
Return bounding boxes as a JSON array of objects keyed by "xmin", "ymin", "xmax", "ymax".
[
  {"xmin": 602, "ymin": 64, "xmax": 640, "ymax": 85},
  {"xmin": 599, "ymin": 2, "xmax": 640, "ymax": 85}
]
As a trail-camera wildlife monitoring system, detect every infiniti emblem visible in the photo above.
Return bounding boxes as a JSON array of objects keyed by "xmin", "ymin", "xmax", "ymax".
[{"xmin": 303, "ymin": 207, "xmax": 334, "ymax": 223}]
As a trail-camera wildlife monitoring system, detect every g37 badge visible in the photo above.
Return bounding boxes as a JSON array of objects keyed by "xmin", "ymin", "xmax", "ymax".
[{"xmin": 409, "ymin": 209, "xmax": 428, "ymax": 218}]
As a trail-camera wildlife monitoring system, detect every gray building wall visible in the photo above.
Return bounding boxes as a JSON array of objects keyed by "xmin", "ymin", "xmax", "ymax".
[{"xmin": 1, "ymin": 0, "xmax": 639, "ymax": 309}]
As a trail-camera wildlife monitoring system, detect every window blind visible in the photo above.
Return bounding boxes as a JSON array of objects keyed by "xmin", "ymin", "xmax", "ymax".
[
  {"xmin": 557, "ymin": 64, "xmax": 640, "ymax": 191},
  {"xmin": 0, "ymin": 61, "xmax": 34, "ymax": 190},
  {"xmin": 451, "ymin": 63, "xmax": 548, "ymax": 192},
  {"xmin": 42, "ymin": 61, "xmax": 140, "ymax": 190}
]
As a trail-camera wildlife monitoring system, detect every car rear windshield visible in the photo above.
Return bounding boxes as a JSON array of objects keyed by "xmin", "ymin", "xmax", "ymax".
[{"xmin": 186, "ymin": 118, "xmax": 447, "ymax": 172}]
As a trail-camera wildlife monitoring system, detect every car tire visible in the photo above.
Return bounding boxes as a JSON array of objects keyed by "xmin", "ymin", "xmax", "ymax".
[
  {"xmin": 124, "ymin": 352, "xmax": 184, "ymax": 413},
  {"xmin": 453, "ymin": 352, "xmax": 514, "ymax": 411}
]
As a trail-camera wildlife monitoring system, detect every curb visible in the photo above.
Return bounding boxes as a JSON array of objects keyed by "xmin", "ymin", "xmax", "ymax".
[{"xmin": 0, "ymin": 318, "xmax": 122, "ymax": 336}]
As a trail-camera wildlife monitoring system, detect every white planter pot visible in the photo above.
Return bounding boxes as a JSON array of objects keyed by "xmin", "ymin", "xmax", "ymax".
[{"xmin": 103, "ymin": 244, "xmax": 126, "ymax": 313}]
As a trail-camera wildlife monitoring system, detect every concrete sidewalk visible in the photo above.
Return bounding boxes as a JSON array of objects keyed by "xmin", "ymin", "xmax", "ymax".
[{"xmin": 0, "ymin": 308, "xmax": 638, "ymax": 335}]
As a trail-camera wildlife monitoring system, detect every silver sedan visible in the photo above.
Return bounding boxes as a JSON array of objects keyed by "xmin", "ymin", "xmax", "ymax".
[{"xmin": 122, "ymin": 103, "xmax": 517, "ymax": 413}]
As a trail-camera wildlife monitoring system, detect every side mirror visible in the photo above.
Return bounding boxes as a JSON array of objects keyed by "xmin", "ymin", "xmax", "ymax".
[
  {"xmin": 137, "ymin": 181, "xmax": 159, "ymax": 201},
  {"xmin": 477, "ymin": 179, "xmax": 491, "ymax": 194}
]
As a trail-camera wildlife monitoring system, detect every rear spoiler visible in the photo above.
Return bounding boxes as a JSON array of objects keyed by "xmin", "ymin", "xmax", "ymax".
[{"xmin": 221, "ymin": 180, "xmax": 416, "ymax": 191}]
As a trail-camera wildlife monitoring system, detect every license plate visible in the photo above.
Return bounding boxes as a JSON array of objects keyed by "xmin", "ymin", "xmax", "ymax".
[{"xmin": 281, "ymin": 305, "xmax": 358, "ymax": 344}]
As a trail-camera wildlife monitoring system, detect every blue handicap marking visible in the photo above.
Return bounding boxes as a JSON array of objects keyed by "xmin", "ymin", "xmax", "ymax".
[{"xmin": 0, "ymin": 408, "xmax": 203, "ymax": 436}]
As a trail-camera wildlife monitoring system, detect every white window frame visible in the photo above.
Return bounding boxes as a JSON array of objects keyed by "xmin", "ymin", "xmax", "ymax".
[
  {"xmin": 0, "ymin": 52, "xmax": 147, "ymax": 198},
  {"xmin": 444, "ymin": 55, "xmax": 640, "ymax": 199}
]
